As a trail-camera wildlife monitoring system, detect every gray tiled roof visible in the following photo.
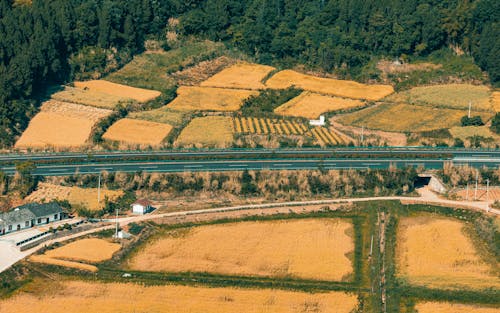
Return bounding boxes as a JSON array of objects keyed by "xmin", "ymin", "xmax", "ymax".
[
  {"xmin": 0, "ymin": 208, "xmax": 35, "ymax": 226},
  {"xmin": 17, "ymin": 202, "xmax": 62, "ymax": 217}
]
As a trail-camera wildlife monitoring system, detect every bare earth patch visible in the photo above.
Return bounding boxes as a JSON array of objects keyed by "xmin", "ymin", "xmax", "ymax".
[
  {"xmin": 0, "ymin": 280, "xmax": 358, "ymax": 313},
  {"xmin": 170, "ymin": 56, "xmax": 237, "ymax": 86},
  {"xmin": 397, "ymin": 216, "xmax": 500, "ymax": 289},
  {"xmin": 15, "ymin": 101, "xmax": 111, "ymax": 149},
  {"xmin": 129, "ymin": 218, "xmax": 354, "ymax": 281},
  {"xmin": 266, "ymin": 70, "xmax": 394, "ymax": 100},
  {"xmin": 275, "ymin": 91, "xmax": 365, "ymax": 119},
  {"xmin": 200, "ymin": 62, "xmax": 275, "ymax": 90},
  {"xmin": 103, "ymin": 118, "xmax": 173, "ymax": 145},
  {"xmin": 74, "ymin": 80, "xmax": 161, "ymax": 103},
  {"xmin": 175, "ymin": 116, "xmax": 234, "ymax": 148},
  {"xmin": 415, "ymin": 301, "xmax": 500, "ymax": 313},
  {"xmin": 25, "ymin": 182, "xmax": 123, "ymax": 211},
  {"xmin": 376, "ymin": 60, "xmax": 442, "ymax": 74},
  {"xmin": 167, "ymin": 86, "xmax": 258, "ymax": 111}
]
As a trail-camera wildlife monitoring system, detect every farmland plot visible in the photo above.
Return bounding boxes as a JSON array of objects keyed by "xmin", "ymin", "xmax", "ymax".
[
  {"xmin": 396, "ymin": 216, "xmax": 500, "ymax": 289},
  {"xmin": 103, "ymin": 118, "xmax": 173, "ymax": 145},
  {"xmin": 51, "ymin": 87, "xmax": 131, "ymax": 109},
  {"xmin": 233, "ymin": 117, "xmax": 307, "ymax": 136},
  {"xmin": 200, "ymin": 62, "xmax": 275, "ymax": 90},
  {"xmin": 0, "ymin": 281, "xmax": 359, "ymax": 313},
  {"xmin": 129, "ymin": 219, "xmax": 354, "ymax": 281},
  {"xmin": 275, "ymin": 92, "xmax": 365, "ymax": 119},
  {"xmin": 74, "ymin": 80, "xmax": 161, "ymax": 103},
  {"xmin": 25, "ymin": 182, "xmax": 123, "ymax": 211},
  {"xmin": 492, "ymin": 91, "xmax": 500, "ymax": 112},
  {"xmin": 266, "ymin": 70, "xmax": 394, "ymax": 100},
  {"xmin": 175, "ymin": 116, "xmax": 234, "ymax": 148},
  {"xmin": 15, "ymin": 101, "xmax": 111, "ymax": 149},
  {"xmin": 415, "ymin": 302, "xmax": 500, "ymax": 313},
  {"xmin": 167, "ymin": 86, "xmax": 258, "ymax": 111}
]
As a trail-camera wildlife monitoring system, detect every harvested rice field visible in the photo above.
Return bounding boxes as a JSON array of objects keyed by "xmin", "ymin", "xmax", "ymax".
[
  {"xmin": 266, "ymin": 70, "xmax": 394, "ymax": 100},
  {"xmin": 275, "ymin": 92, "xmax": 365, "ymax": 119},
  {"xmin": 233, "ymin": 117, "xmax": 307, "ymax": 136},
  {"xmin": 166, "ymin": 86, "xmax": 258, "ymax": 111},
  {"xmin": 128, "ymin": 107, "xmax": 186, "ymax": 126},
  {"xmin": 129, "ymin": 219, "xmax": 354, "ymax": 281},
  {"xmin": 0, "ymin": 280, "xmax": 359, "ymax": 313},
  {"xmin": 449, "ymin": 126, "xmax": 498, "ymax": 142},
  {"xmin": 15, "ymin": 101, "xmax": 111, "ymax": 148},
  {"xmin": 175, "ymin": 116, "xmax": 234, "ymax": 148},
  {"xmin": 310, "ymin": 127, "xmax": 344, "ymax": 146},
  {"xmin": 337, "ymin": 102, "xmax": 491, "ymax": 132},
  {"xmin": 25, "ymin": 182, "xmax": 123, "ymax": 211},
  {"xmin": 74, "ymin": 80, "xmax": 161, "ymax": 103},
  {"xmin": 200, "ymin": 62, "xmax": 275, "ymax": 90},
  {"xmin": 29, "ymin": 238, "xmax": 120, "ymax": 272},
  {"xmin": 51, "ymin": 86, "xmax": 132, "ymax": 109},
  {"xmin": 387, "ymin": 84, "xmax": 493, "ymax": 111},
  {"xmin": 415, "ymin": 301, "xmax": 500, "ymax": 313},
  {"xmin": 102, "ymin": 118, "xmax": 173, "ymax": 145},
  {"xmin": 396, "ymin": 216, "xmax": 500, "ymax": 289}
]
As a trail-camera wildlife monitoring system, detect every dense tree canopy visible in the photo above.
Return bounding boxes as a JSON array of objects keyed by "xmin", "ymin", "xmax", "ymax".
[{"xmin": 0, "ymin": 0, "xmax": 498, "ymax": 147}]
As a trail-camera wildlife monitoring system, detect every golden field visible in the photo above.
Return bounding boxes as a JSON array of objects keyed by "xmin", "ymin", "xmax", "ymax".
[
  {"xmin": 103, "ymin": 118, "xmax": 173, "ymax": 145},
  {"xmin": 51, "ymin": 86, "xmax": 131, "ymax": 109},
  {"xmin": 25, "ymin": 182, "xmax": 123, "ymax": 211},
  {"xmin": 233, "ymin": 117, "xmax": 307, "ymax": 135},
  {"xmin": 15, "ymin": 101, "xmax": 112, "ymax": 148},
  {"xmin": 175, "ymin": 116, "xmax": 234, "ymax": 148},
  {"xmin": 29, "ymin": 255, "xmax": 98, "ymax": 272},
  {"xmin": 387, "ymin": 84, "xmax": 493, "ymax": 111},
  {"xmin": 397, "ymin": 216, "xmax": 500, "ymax": 289},
  {"xmin": 337, "ymin": 103, "xmax": 491, "ymax": 132},
  {"xmin": 74, "ymin": 80, "xmax": 161, "ymax": 103},
  {"xmin": 129, "ymin": 107, "xmax": 186, "ymax": 126},
  {"xmin": 415, "ymin": 302, "xmax": 500, "ymax": 313},
  {"xmin": 200, "ymin": 62, "xmax": 275, "ymax": 90},
  {"xmin": 449, "ymin": 126, "xmax": 498, "ymax": 141},
  {"xmin": 167, "ymin": 86, "xmax": 258, "ymax": 111},
  {"xmin": 492, "ymin": 91, "xmax": 500, "ymax": 112},
  {"xmin": 265, "ymin": 70, "xmax": 394, "ymax": 100},
  {"xmin": 44, "ymin": 238, "xmax": 120, "ymax": 263},
  {"xmin": 129, "ymin": 219, "xmax": 354, "ymax": 281},
  {"xmin": 310, "ymin": 127, "xmax": 344, "ymax": 146},
  {"xmin": 275, "ymin": 92, "xmax": 365, "ymax": 119},
  {"xmin": 0, "ymin": 280, "xmax": 358, "ymax": 313}
]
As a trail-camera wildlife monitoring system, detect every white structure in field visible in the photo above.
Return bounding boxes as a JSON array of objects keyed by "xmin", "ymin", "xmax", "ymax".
[
  {"xmin": 309, "ymin": 115, "xmax": 325, "ymax": 126},
  {"xmin": 0, "ymin": 202, "xmax": 64, "ymax": 235},
  {"xmin": 131, "ymin": 199, "xmax": 154, "ymax": 215}
]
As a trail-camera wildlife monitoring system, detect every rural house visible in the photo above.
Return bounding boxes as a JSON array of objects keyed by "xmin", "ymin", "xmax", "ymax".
[
  {"xmin": 309, "ymin": 115, "xmax": 326, "ymax": 126},
  {"xmin": 131, "ymin": 199, "xmax": 154, "ymax": 215},
  {"xmin": 0, "ymin": 202, "xmax": 64, "ymax": 235}
]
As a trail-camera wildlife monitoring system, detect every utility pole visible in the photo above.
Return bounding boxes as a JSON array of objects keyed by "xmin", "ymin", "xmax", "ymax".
[
  {"xmin": 486, "ymin": 179, "xmax": 490, "ymax": 202},
  {"xmin": 474, "ymin": 172, "xmax": 479, "ymax": 201},
  {"xmin": 361, "ymin": 126, "xmax": 364, "ymax": 146},
  {"xmin": 468, "ymin": 101, "xmax": 472, "ymax": 118},
  {"xmin": 466, "ymin": 182, "xmax": 469, "ymax": 201},
  {"xmin": 115, "ymin": 208, "xmax": 119, "ymax": 238}
]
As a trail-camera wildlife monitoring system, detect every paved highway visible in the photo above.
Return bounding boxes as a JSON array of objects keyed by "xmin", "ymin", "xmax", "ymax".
[{"xmin": 1, "ymin": 156, "xmax": 499, "ymax": 176}]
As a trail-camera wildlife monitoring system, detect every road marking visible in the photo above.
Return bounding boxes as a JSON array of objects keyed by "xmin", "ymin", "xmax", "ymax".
[
  {"xmin": 229, "ymin": 164, "xmax": 247, "ymax": 167},
  {"xmin": 139, "ymin": 166, "xmax": 158, "ymax": 169},
  {"xmin": 184, "ymin": 165, "xmax": 202, "ymax": 168},
  {"xmin": 48, "ymin": 169, "xmax": 67, "ymax": 172},
  {"xmin": 97, "ymin": 167, "xmax": 113, "ymax": 170},
  {"xmin": 273, "ymin": 163, "xmax": 292, "ymax": 166},
  {"xmin": 362, "ymin": 163, "xmax": 381, "ymax": 166}
]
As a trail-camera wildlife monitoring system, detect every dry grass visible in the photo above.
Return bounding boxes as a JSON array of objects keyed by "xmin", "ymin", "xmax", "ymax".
[
  {"xmin": 51, "ymin": 86, "xmax": 131, "ymax": 109},
  {"xmin": 275, "ymin": 92, "xmax": 365, "ymax": 119},
  {"xmin": 492, "ymin": 91, "xmax": 500, "ymax": 112},
  {"xmin": 0, "ymin": 280, "xmax": 358, "ymax": 313},
  {"xmin": 25, "ymin": 182, "xmax": 123, "ymax": 211},
  {"xmin": 74, "ymin": 80, "xmax": 161, "ymax": 103},
  {"xmin": 397, "ymin": 216, "xmax": 500, "ymax": 289},
  {"xmin": 129, "ymin": 219, "xmax": 354, "ymax": 281},
  {"xmin": 29, "ymin": 255, "xmax": 98, "ymax": 272},
  {"xmin": 337, "ymin": 103, "xmax": 492, "ymax": 132},
  {"xmin": 200, "ymin": 62, "xmax": 276, "ymax": 90},
  {"xmin": 449, "ymin": 126, "xmax": 498, "ymax": 141},
  {"xmin": 415, "ymin": 302, "xmax": 500, "ymax": 313},
  {"xmin": 44, "ymin": 238, "xmax": 120, "ymax": 263},
  {"xmin": 170, "ymin": 56, "xmax": 237, "ymax": 86},
  {"xmin": 15, "ymin": 101, "xmax": 111, "ymax": 148},
  {"xmin": 167, "ymin": 86, "xmax": 257, "ymax": 111},
  {"xmin": 128, "ymin": 107, "xmax": 186, "ymax": 126},
  {"xmin": 387, "ymin": 84, "xmax": 493, "ymax": 111},
  {"xmin": 175, "ymin": 116, "xmax": 234, "ymax": 148},
  {"xmin": 103, "ymin": 118, "xmax": 173, "ymax": 145},
  {"xmin": 453, "ymin": 186, "xmax": 500, "ymax": 202},
  {"xmin": 266, "ymin": 70, "xmax": 394, "ymax": 100}
]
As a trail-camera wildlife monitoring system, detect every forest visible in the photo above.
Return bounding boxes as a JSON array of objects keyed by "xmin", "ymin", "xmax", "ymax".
[{"xmin": 0, "ymin": 0, "xmax": 498, "ymax": 147}]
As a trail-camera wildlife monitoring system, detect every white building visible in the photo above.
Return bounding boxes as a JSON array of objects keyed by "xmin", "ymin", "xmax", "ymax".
[
  {"xmin": 0, "ymin": 202, "xmax": 64, "ymax": 235},
  {"xmin": 131, "ymin": 199, "xmax": 154, "ymax": 215},
  {"xmin": 309, "ymin": 115, "xmax": 326, "ymax": 126}
]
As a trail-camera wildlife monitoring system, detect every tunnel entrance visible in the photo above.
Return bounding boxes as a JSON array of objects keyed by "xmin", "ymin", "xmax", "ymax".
[{"xmin": 414, "ymin": 175, "xmax": 431, "ymax": 189}]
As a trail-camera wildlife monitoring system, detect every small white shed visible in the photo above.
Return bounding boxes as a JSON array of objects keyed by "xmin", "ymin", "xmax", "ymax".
[
  {"xmin": 131, "ymin": 199, "xmax": 154, "ymax": 215},
  {"xmin": 309, "ymin": 115, "xmax": 326, "ymax": 126}
]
